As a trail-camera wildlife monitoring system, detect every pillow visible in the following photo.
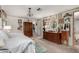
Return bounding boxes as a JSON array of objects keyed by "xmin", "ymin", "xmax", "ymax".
[
  {"xmin": 0, "ymin": 39, "xmax": 5, "ymax": 48},
  {"xmin": 0, "ymin": 30, "xmax": 9, "ymax": 40}
]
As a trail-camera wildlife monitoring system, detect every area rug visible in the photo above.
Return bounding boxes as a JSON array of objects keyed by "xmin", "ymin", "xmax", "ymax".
[{"xmin": 35, "ymin": 42, "xmax": 47, "ymax": 53}]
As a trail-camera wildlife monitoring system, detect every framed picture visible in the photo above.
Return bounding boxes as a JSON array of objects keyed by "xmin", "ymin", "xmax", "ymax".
[
  {"xmin": 18, "ymin": 19, "xmax": 22, "ymax": 30},
  {"xmin": 18, "ymin": 19, "xmax": 22, "ymax": 24}
]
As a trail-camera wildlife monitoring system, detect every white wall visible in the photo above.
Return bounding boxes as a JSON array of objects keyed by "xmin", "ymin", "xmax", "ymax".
[
  {"xmin": 7, "ymin": 16, "xmax": 19, "ymax": 30},
  {"xmin": 35, "ymin": 19, "xmax": 43, "ymax": 37}
]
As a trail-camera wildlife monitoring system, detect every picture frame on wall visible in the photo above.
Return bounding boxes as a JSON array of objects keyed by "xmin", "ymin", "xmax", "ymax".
[
  {"xmin": 18, "ymin": 19, "xmax": 22, "ymax": 24},
  {"xmin": 18, "ymin": 19, "xmax": 22, "ymax": 30}
]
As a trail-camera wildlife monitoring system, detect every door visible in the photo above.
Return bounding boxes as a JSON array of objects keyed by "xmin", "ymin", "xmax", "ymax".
[{"xmin": 23, "ymin": 22, "xmax": 33, "ymax": 37}]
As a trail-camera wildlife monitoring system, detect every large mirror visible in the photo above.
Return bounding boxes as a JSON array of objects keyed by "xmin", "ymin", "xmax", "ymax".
[
  {"xmin": 74, "ymin": 11, "xmax": 79, "ymax": 47},
  {"xmin": 43, "ymin": 15, "xmax": 58, "ymax": 32}
]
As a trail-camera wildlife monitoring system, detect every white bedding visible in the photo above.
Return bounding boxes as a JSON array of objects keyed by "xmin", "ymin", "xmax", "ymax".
[{"xmin": 3, "ymin": 31, "xmax": 35, "ymax": 53}]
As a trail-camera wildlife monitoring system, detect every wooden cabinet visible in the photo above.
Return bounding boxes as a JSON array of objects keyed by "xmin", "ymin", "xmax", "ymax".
[
  {"xmin": 43, "ymin": 31, "xmax": 62, "ymax": 44},
  {"xmin": 43, "ymin": 31, "xmax": 69, "ymax": 45},
  {"xmin": 23, "ymin": 22, "xmax": 33, "ymax": 37},
  {"xmin": 61, "ymin": 31, "xmax": 69, "ymax": 45}
]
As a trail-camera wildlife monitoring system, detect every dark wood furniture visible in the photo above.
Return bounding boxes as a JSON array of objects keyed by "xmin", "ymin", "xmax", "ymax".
[
  {"xmin": 61, "ymin": 31, "xmax": 69, "ymax": 45},
  {"xmin": 23, "ymin": 22, "xmax": 33, "ymax": 37},
  {"xmin": 43, "ymin": 31, "xmax": 69, "ymax": 44},
  {"xmin": 43, "ymin": 31, "xmax": 62, "ymax": 44}
]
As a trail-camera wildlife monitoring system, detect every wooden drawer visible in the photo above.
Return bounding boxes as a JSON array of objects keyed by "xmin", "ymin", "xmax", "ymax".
[{"xmin": 43, "ymin": 31, "xmax": 62, "ymax": 44}]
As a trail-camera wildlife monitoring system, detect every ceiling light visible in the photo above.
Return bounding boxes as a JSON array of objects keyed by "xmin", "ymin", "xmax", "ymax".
[{"xmin": 27, "ymin": 8, "xmax": 33, "ymax": 18}]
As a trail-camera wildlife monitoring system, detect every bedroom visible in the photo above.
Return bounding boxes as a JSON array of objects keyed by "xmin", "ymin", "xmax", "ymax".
[{"xmin": 0, "ymin": 5, "xmax": 79, "ymax": 53}]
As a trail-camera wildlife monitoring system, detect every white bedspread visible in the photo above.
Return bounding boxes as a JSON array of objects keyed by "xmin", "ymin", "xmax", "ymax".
[{"xmin": 4, "ymin": 31, "xmax": 35, "ymax": 53}]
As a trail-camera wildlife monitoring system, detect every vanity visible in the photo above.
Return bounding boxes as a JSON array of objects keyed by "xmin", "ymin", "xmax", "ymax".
[
  {"xmin": 43, "ymin": 31, "xmax": 62, "ymax": 44},
  {"xmin": 43, "ymin": 13, "xmax": 71, "ymax": 45},
  {"xmin": 43, "ymin": 31, "xmax": 69, "ymax": 44}
]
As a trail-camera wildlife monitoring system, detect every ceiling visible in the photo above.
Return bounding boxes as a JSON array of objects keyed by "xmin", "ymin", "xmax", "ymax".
[{"xmin": 1, "ymin": 5, "xmax": 79, "ymax": 19}]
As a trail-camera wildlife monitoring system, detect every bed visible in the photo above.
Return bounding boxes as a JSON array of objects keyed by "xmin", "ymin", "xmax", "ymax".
[{"xmin": 0, "ymin": 30, "xmax": 35, "ymax": 53}]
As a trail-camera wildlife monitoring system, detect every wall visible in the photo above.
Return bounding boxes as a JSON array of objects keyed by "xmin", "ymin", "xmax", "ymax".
[
  {"xmin": 35, "ymin": 19, "xmax": 43, "ymax": 37},
  {"xmin": 7, "ymin": 16, "xmax": 19, "ymax": 30}
]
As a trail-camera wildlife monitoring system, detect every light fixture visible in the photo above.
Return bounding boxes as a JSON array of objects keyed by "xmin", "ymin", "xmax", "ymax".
[
  {"xmin": 37, "ymin": 8, "xmax": 41, "ymax": 11},
  {"xmin": 27, "ymin": 8, "xmax": 41, "ymax": 21},
  {"xmin": 27, "ymin": 8, "xmax": 33, "ymax": 18}
]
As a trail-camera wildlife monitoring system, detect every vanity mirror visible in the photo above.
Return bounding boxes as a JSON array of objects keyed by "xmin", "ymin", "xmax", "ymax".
[
  {"xmin": 74, "ymin": 11, "xmax": 79, "ymax": 47},
  {"xmin": 43, "ymin": 15, "xmax": 58, "ymax": 32}
]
